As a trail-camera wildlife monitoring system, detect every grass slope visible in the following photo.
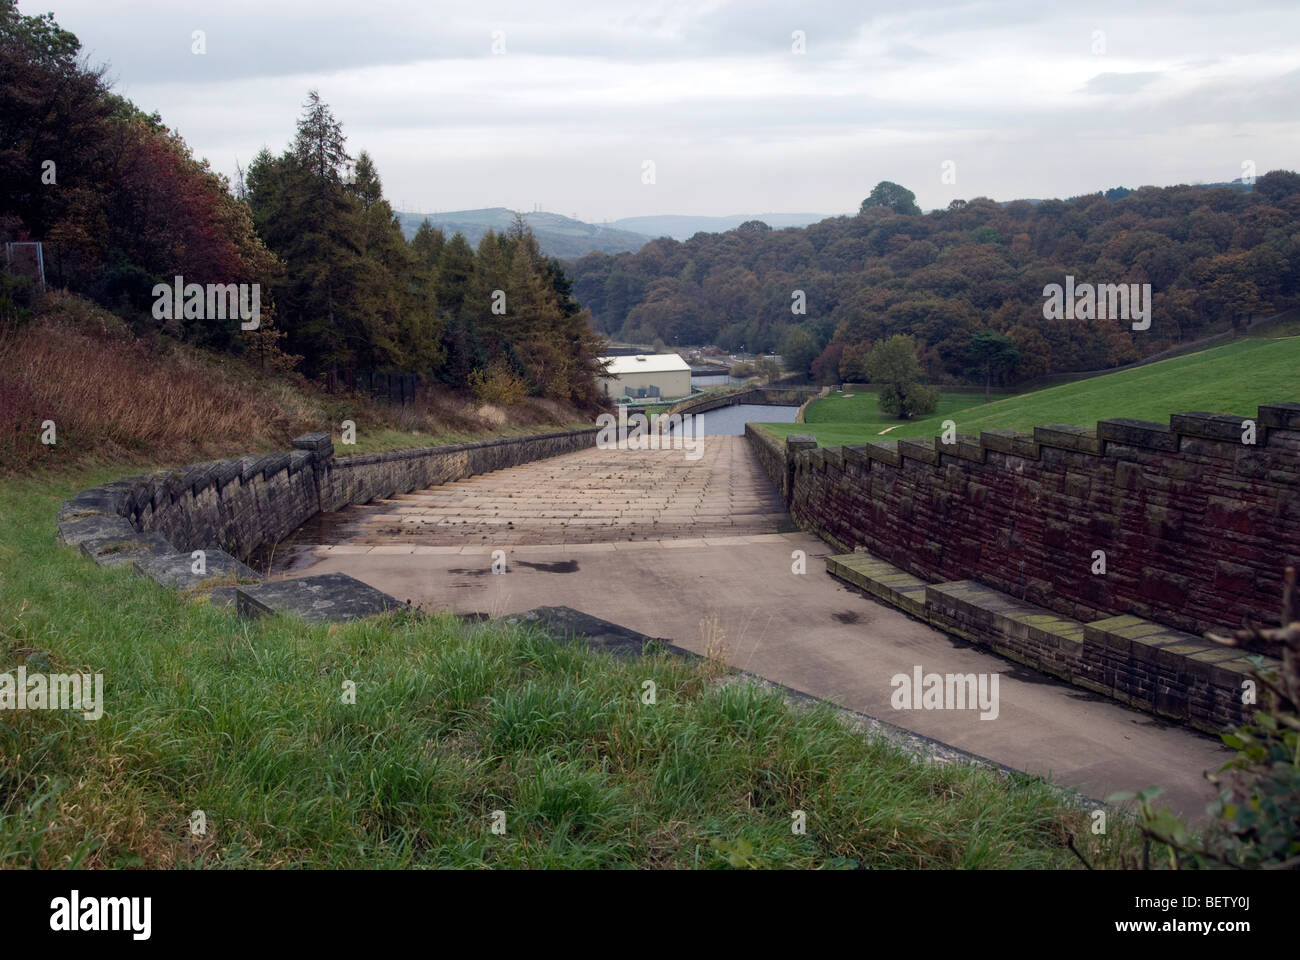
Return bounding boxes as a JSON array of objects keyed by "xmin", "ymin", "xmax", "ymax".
[
  {"xmin": 0, "ymin": 468, "xmax": 1140, "ymax": 869},
  {"xmin": 757, "ymin": 337, "xmax": 1300, "ymax": 447}
]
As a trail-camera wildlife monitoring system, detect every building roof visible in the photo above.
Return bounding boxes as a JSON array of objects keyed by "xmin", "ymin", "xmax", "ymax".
[{"xmin": 599, "ymin": 353, "xmax": 692, "ymax": 376}]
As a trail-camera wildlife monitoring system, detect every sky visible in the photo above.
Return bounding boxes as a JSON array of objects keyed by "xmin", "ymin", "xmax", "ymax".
[{"xmin": 31, "ymin": 0, "xmax": 1300, "ymax": 222}]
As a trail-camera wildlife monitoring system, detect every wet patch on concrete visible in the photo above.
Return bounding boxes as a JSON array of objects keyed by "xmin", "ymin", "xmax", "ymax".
[{"xmin": 515, "ymin": 559, "xmax": 580, "ymax": 573}]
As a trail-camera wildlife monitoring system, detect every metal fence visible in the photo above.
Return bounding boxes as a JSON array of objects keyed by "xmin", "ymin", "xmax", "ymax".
[
  {"xmin": 324, "ymin": 369, "xmax": 422, "ymax": 405},
  {"xmin": 3, "ymin": 242, "xmax": 45, "ymax": 290}
]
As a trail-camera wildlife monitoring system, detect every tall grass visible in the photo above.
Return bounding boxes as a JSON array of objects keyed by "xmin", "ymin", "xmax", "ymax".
[
  {"xmin": 0, "ymin": 469, "xmax": 1145, "ymax": 869},
  {"xmin": 0, "ymin": 292, "xmax": 595, "ymax": 473}
]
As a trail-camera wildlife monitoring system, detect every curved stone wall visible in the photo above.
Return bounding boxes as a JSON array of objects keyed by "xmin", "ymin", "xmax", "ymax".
[{"xmin": 54, "ymin": 427, "xmax": 599, "ymax": 619}]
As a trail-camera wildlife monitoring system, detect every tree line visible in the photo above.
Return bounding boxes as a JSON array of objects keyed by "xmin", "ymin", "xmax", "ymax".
[
  {"xmin": 568, "ymin": 175, "xmax": 1300, "ymax": 387},
  {"xmin": 0, "ymin": 2, "xmax": 606, "ymax": 408}
]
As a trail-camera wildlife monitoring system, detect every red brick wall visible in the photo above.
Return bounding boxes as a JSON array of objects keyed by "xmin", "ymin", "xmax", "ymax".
[{"xmin": 749, "ymin": 403, "xmax": 1300, "ymax": 636}]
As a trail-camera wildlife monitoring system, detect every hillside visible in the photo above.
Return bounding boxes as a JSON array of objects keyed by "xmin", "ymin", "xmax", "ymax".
[
  {"xmin": 396, "ymin": 208, "xmax": 653, "ymax": 258},
  {"xmin": 757, "ymin": 335, "xmax": 1300, "ymax": 446},
  {"xmin": 569, "ymin": 175, "xmax": 1300, "ymax": 381}
]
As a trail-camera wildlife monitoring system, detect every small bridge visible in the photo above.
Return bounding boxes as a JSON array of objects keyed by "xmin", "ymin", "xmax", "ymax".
[{"xmin": 668, "ymin": 384, "xmax": 821, "ymax": 417}]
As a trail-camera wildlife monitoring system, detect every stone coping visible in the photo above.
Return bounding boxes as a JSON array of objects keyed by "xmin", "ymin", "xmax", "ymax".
[{"xmin": 752, "ymin": 402, "xmax": 1300, "ymax": 467}]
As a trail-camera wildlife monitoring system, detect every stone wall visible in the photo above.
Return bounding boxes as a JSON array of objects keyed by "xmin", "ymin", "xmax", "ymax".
[
  {"xmin": 57, "ymin": 427, "xmax": 600, "ymax": 563},
  {"xmin": 750, "ymin": 405, "xmax": 1300, "ymax": 636},
  {"xmin": 320, "ymin": 428, "xmax": 600, "ymax": 514},
  {"xmin": 747, "ymin": 405, "xmax": 1299, "ymax": 732}
]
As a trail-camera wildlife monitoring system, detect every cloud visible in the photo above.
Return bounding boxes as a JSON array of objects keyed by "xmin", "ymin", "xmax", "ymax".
[
  {"xmin": 30, "ymin": 0, "xmax": 1300, "ymax": 218},
  {"xmin": 1080, "ymin": 71, "xmax": 1163, "ymax": 94}
]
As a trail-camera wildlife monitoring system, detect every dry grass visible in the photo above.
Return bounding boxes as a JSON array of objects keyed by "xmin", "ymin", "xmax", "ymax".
[
  {"xmin": 0, "ymin": 291, "xmax": 597, "ymax": 474},
  {"xmin": 0, "ymin": 292, "xmax": 318, "ymax": 472}
]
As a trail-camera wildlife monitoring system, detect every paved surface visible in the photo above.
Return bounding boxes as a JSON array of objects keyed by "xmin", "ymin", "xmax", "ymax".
[
  {"xmin": 278, "ymin": 436, "xmax": 1229, "ymax": 818},
  {"xmin": 283, "ymin": 435, "xmax": 790, "ymax": 548}
]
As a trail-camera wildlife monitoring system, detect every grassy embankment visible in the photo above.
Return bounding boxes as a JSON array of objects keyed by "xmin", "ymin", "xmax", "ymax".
[{"xmin": 756, "ymin": 336, "xmax": 1300, "ymax": 447}]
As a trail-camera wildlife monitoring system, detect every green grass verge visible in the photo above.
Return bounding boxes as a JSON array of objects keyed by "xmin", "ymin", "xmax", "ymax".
[
  {"xmin": 756, "ymin": 337, "xmax": 1300, "ymax": 447},
  {"xmin": 0, "ymin": 468, "xmax": 1142, "ymax": 869},
  {"xmin": 342, "ymin": 421, "xmax": 594, "ymax": 456}
]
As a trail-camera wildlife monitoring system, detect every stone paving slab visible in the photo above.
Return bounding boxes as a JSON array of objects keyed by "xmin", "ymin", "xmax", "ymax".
[
  {"xmin": 236, "ymin": 573, "xmax": 405, "ymax": 623},
  {"xmin": 278, "ymin": 436, "xmax": 792, "ymax": 549},
  {"xmin": 134, "ymin": 549, "xmax": 263, "ymax": 589}
]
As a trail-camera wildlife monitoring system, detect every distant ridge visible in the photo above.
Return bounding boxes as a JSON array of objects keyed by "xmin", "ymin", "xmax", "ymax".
[
  {"xmin": 395, "ymin": 208, "xmax": 841, "ymax": 258},
  {"xmin": 394, "ymin": 208, "xmax": 655, "ymax": 259},
  {"xmin": 610, "ymin": 212, "xmax": 831, "ymax": 240}
]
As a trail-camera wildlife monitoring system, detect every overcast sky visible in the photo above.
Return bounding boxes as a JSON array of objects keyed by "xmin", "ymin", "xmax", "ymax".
[{"xmin": 32, "ymin": 0, "xmax": 1300, "ymax": 222}]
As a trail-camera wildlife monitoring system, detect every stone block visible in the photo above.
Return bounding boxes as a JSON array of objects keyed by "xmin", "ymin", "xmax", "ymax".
[
  {"xmin": 979, "ymin": 429, "xmax": 1017, "ymax": 454},
  {"xmin": 1171, "ymin": 411, "xmax": 1252, "ymax": 444},
  {"xmin": 825, "ymin": 552, "xmax": 928, "ymax": 619},
  {"xmin": 236, "ymin": 573, "xmax": 405, "ymax": 623},
  {"xmin": 57, "ymin": 513, "xmax": 137, "ymax": 546},
  {"xmin": 1034, "ymin": 425, "xmax": 1101, "ymax": 456},
  {"xmin": 1258, "ymin": 402, "xmax": 1300, "ymax": 430},
  {"xmin": 1097, "ymin": 418, "xmax": 1177, "ymax": 453},
  {"xmin": 863, "ymin": 441, "xmax": 901, "ymax": 467},
  {"xmin": 79, "ymin": 531, "xmax": 174, "ymax": 567},
  {"xmin": 898, "ymin": 437, "xmax": 939, "ymax": 466},
  {"xmin": 133, "ymin": 550, "xmax": 263, "ymax": 590},
  {"xmin": 292, "ymin": 432, "xmax": 334, "ymax": 457}
]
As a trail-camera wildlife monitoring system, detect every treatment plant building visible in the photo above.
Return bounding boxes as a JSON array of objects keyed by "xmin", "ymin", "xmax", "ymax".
[{"xmin": 598, "ymin": 353, "xmax": 693, "ymax": 401}]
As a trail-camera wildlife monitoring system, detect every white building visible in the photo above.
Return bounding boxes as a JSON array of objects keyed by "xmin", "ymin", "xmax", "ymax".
[{"xmin": 599, "ymin": 353, "xmax": 693, "ymax": 401}]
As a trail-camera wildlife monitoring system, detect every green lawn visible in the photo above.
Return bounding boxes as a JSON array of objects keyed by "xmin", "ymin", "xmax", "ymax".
[
  {"xmin": 757, "ymin": 337, "xmax": 1300, "ymax": 447},
  {"xmin": 0, "ymin": 467, "xmax": 1143, "ymax": 869}
]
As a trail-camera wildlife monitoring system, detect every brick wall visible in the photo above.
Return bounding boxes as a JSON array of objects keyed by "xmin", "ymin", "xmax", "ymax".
[{"xmin": 748, "ymin": 403, "xmax": 1300, "ymax": 638}]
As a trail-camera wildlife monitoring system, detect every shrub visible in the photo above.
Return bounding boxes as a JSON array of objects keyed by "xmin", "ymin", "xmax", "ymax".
[{"xmin": 468, "ymin": 361, "xmax": 527, "ymax": 407}]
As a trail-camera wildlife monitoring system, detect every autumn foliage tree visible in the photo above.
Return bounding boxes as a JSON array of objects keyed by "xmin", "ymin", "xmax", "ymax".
[
  {"xmin": 1, "ymin": 1, "xmax": 276, "ymax": 350},
  {"xmin": 569, "ymin": 172, "xmax": 1300, "ymax": 387}
]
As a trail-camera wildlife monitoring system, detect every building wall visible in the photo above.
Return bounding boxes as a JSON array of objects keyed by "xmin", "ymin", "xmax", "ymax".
[{"xmin": 602, "ymin": 369, "xmax": 692, "ymax": 399}]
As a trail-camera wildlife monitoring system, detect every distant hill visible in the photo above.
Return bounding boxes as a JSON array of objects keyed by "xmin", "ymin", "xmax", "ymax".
[
  {"xmin": 395, "ymin": 208, "xmax": 654, "ymax": 259},
  {"xmin": 610, "ymin": 213, "xmax": 832, "ymax": 240}
]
